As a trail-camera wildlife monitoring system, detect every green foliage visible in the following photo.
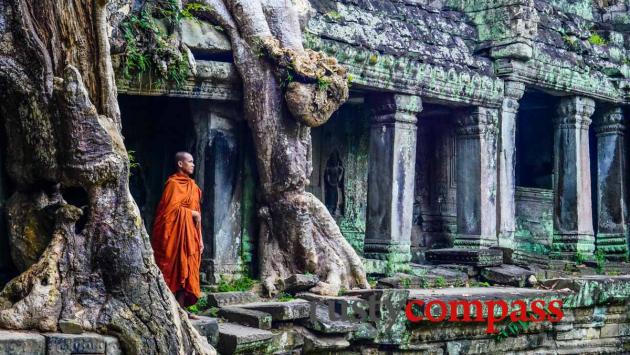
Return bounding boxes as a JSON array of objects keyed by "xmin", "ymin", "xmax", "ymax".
[
  {"xmin": 588, "ymin": 33, "xmax": 607, "ymax": 46},
  {"xmin": 400, "ymin": 276, "xmax": 411, "ymax": 289},
  {"xmin": 495, "ymin": 308, "xmax": 553, "ymax": 342},
  {"xmin": 276, "ymin": 292, "xmax": 296, "ymax": 302},
  {"xmin": 367, "ymin": 276, "xmax": 378, "ymax": 288},
  {"xmin": 121, "ymin": 0, "xmax": 191, "ymax": 88},
  {"xmin": 346, "ymin": 74, "xmax": 354, "ymax": 88},
  {"xmin": 317, "ymin": 76, "xmax": 330, "ymax": 91},
  {"xmin": 180, "ymin": 2, "xmax": 214, "ymax": 21},
  {"xmin": 478, "ymin": 281, "xmax": 491, "ymax": 287},
  {"xmin": 434, "ymin": 276, "xmax": 446, "ymax": 288},
  {"xmin": 186, "ymin": 296, "xmax": 208, "ymax": 314},
  {"xmin": 595, "ymin": 249, "xmax": 606, "ymax": 273},
  {"xmin": 338, "ymin": 287, "xmax": 347, "ymax": 296},
  {"xmin": 206, "ymin": 307, "xmax": 219, "ymax": 317},
  {"xmin": 574, "ymin": 250, "xmax": 586, "ymax": 265},
  {"xmin": 368, "ymin": 54, "xmax": 379, "ymax": 65},
  {"xmin": 281, "ymin": 69, "xmax": 295, "ymax": 88},
  {"xmin": 217, "ymin": 274, "xmax": 255, "ymax": 292},
  {"xmin": 127, "ymin": 150, "xmax": 140, "ymax": 173}
]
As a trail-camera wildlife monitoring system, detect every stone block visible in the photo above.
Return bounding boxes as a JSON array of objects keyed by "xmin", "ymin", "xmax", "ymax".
[
  {"xmin": 190, "ymin": 316, "xmax": 219, "ymax": 346},
  {"xmin": 282, "ymin": 274, "xmax": 319, "ymax": 293},
  {"xmin": 217, "ymin": 322, "xmax": 273, "ymax": 354},
  {"xmin": 0, "ymin": 331, "xmax": 45, "ymax": 355},
  {"xmin": 270, "ymin": 327, "xmax": 304, "ymax": 353},
  {"xmin": 425, "ymin": 248, "xmax": 503, "ymax": 267},
  {"xmin": 481, "ymin": 264, "xmax": 535, "ymax": 287},
  {"xmin": 45, "ymin": 333, "xmax": 120, "ymax": 355},
  {"xmin": 206, "ymin": 291, "xmax": 259, "ymax": 307},
  {"xmin": 58, "ymin": 319, "xmax": 83, "ymax": 334},
  {"xmin": 300, "ymin": 304, "xmax": 359, "ymax": 334},
  {"xmin": 235, "ymin": 300, "xmax": 310, "ymax": 321},
  {"xmin": 295, "ymin": 326, "xmax": 349, "ymax": 352},
  {"xmin": 180, "ymin": 18, "xmax": 231, "ymax": 53},
  {"xmin": 218, "ymin": 307, "xmax": 272, "ymax": 329}
]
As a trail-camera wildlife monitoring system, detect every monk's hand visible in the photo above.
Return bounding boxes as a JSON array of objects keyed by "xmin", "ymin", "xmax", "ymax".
[
  {"xmin": 191, "ymin": 210, "xmax": 201, "ymax": 228},
  {"xmin": 200, "ymin": 241, "xmax": 204, "ymax": 254}
]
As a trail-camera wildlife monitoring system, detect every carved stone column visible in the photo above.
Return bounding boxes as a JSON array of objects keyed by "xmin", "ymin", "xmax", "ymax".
[
  {"xmin": 453, "ymin": 107, "xmax": 500, "ymax": 249},
  {"xmin": 594, "ymin": 107, "xmax": 628, "ymax": 261},
  {"xmin": 191, "ymin": 102, "xmax": 243, "ymax": 283},
  {"xmin": 552, "ymin": 96, "xmax": 595, "ymax": 259},
  {"xmin": 497, "ymin": 81, "xmax": 525, "ymax": 250},
  {"xmin": 365, "ymin": 94, "xmax": 422, "ymax": 271}
]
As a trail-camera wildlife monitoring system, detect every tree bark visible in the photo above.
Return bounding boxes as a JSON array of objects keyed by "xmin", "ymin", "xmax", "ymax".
[
  {"xmin": 199, "ymin": 0, "xmax": 369, "ymax": 296},
  {"xmin": 0, "ymin": 0, "xmax": 214, "ymax": 353}
]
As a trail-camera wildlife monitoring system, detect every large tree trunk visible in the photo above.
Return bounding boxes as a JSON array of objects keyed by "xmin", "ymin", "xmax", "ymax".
[
  {"xmin": 0, "ymin": 0, "xmax": 214, "ymax": 353},
  {"xmin": 200, "ymin": 0, "xmax": 369, "ymax": 296}
]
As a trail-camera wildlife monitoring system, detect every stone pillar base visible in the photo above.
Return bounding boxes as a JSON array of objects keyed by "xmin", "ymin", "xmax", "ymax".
[
  {"xmin": 425, "ymin": 248, "xmax": 503, "ymax": 267},
  {"xmin": 201, "ymin": 260, "xmax": 243, "ymax": 284},
  {"xmin": 596, "ymin": 233, "xmax": 629, "ymax": 261},
  {"xmin": 453, "ymin": 234, "xmax": 498, "ymax": 249},
  {"xmin": 363, "ymin": 243, "xmax": 411, "ymax": 274},
  {"xmin": 551, "ymin": 233, "xmax": 595, "ymax": 260}
]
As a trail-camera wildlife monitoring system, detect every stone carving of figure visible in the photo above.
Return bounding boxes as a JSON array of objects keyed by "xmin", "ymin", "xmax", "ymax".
[{"xmin": 324, "ymin": 150, "xmax": 344, "ymax": 216}]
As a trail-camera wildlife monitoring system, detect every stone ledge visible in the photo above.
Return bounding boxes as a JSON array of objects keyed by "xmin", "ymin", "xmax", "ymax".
[
  {"xmin": 425, "ymin": 248, "xmax": 503, "ymax": 267},
  {"xmin": 0, "ymin": 331, "xmax": 45, "ymax": 355}
]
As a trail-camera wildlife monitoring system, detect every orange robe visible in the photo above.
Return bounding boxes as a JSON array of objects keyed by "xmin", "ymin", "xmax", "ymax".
[{"xmin": 151, "ymin": 172, "xmax": 202, "ymax": 307}]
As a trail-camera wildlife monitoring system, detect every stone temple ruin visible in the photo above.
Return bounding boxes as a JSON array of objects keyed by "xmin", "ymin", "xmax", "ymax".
[{"xmin": 3, "ymin": 0, "xmax": 630, "ymax": 354}]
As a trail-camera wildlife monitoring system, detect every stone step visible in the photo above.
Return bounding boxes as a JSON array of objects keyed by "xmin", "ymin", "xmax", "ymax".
[
  {"xmin": 232, "ymin": 299, "xmax": 310, "ymax": 321},
  {"xmin": 206, "ymin": 291, "xmax": 260, "ymax": 308},
  {"xmin": 378, "ymin": 270, "xmax": 467, "ymax": 288},
  {"xmin": 217, "ymin": 322, "xmax": 273, "ymax": 354},
  {"xmin": 425, "ymin": 248, "xmax": 503, "ymax": 267},
  {"xmin": 0, "ymin": 330, "xmax": 45, "ymax": 355},
  {"xmin": 218, "ymin": 307, "xmax": 272, "ymax": 329},
  {"xmin": 190, "ymin": 316, "xmax": 219, "ymax": 346},
  {"xmin": 270, "ymin": 327, "xmax": 304, "ymax": 354},
  {"xmin": 44, "ymin": 333, "xmax": 121, "ymax": 355},
  {"xmin": 294, "ymin": 326, "xmax": 349, "ymax": 353},
  {"xmin": 300, "ymin": 304, "xmax": 359, "ymax": 334}
]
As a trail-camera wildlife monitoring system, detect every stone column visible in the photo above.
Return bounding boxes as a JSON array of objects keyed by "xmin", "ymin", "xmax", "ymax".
[
  {"xmin": 365, "ymin": 94, "xmax": 422, "ymax": 271},
  {"xmin": 552, "ymin": 96, "xmax": 595, "ymax": 259},
  {"xmin": 594, "ymin": 107, "xmax": 628, "ymax": 261},
  {"xmin": 191, "ymin": 102, "xmax": 243, "ymax": 283},
  {"xmin": 497, "ymin": 81, "xmax": 525, "ymax": 250},
  {"xmin": 454, "ymin": 107, "xmax": 500, "ymax": 249}
]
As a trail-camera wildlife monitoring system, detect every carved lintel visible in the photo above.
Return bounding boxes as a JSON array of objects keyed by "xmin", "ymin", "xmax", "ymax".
[{"xmin": 595, "ymin": 107, "xmax": 625, "ymax": 135}]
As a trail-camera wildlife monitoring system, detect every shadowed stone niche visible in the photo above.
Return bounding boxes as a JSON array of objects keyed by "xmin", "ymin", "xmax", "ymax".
[
  {"xmin": 594, "ymin": 107, "xmax": 628, "ymax": 261},
  {"xmin": 191, "ymin": 101, "xmax": 244, "ymax": 283},
  {"xmin": 552, "ymin": 96, "xmax": 596, "ymax": 259},
  {"xmin": 365, "ymin": 94, "xmax": 422, "ymax": 272}
]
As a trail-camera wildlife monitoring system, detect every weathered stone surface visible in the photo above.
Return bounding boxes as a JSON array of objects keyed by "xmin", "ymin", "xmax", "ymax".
[
  {"xmin": 206, "ymin": 291, "xmax": 259, "ymax": 307},
  {"xmin": 542, "ymin": 275, "xmax": 630, "ymax": 308},
  {"xmin": 180, "ymin": 18, "xmax": 231, "ymax": 54},
  {"xmin": 301, "ymin": 304, "xmax": 359, "ymax": 334},
  {"xmin": 295, "ymin": 326, "xmax": 350, "ymax": 352},
  {"xmin": 218, "ymin": 307, "xmax": 272, "ymax": 330},
  {"xmin": 378, "ymin": 271, "xmax": 467, "ymax": 288},
  {"xmin": 270, "ymin": 327, "xmax": 304, "ymax": 353},
  {"xmin": 282, "ymin": 274, "xmax": 319, "ymax": 293},
  {"xmin": 425, "ymin": 248, "xmax": 503, "ymax": 267},
  {"xmin": 480, "ymin": 264, "xmax": 535, "ymax": 287},
  {"xmin": 190, "ymin": 316, "xmax": 219, "ymax": 346},
  {"xmin": 235, "ymin": 300, "xmax": 310, "ymax": 321},
  {"xmin": 0, "ymin": 331, "xmax": 45, "ymax": 355},
  {"xmin": 44, "ymin": 333, "xmax": 120, "ymax": 355},
  {"xmin": 217, "ymin": 322, "xmax": 273, "ymax": 354},
  {"xmin": 58, "ymin": 319, "xmax": 83, "ymax": 334}
]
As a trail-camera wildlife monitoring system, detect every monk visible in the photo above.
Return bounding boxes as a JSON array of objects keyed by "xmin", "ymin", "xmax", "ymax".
[{"xmin": 151, "ymin": 151, "xmax": 204, "ymax": 317}]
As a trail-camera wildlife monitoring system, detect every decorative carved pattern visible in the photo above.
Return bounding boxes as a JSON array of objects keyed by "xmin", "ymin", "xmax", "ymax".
[
  {"xmin": 595, "ymin": 107, "xmax": 625, "ymax": 135},
  {"xmin": 456, "ymin": 107, "xmax": 499, "ymax": 137},
  {"xmin": 555, "ymin": 96, "xmax": 595, "ymax": 129}
]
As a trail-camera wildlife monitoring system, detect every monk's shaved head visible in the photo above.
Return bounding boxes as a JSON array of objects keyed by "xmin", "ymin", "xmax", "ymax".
[{"xmin": 175, "ymin": 151, "xmax": 192, "ymax": 166}]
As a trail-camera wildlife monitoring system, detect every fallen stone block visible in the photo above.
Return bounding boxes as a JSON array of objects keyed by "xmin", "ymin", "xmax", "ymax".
[
  {"xmin": 0, "ymin": 331, "xmax": 45, "ymax": 355},
  {"xmin": 190, "ymin": 316, "xmax": 219, "ymax": 346},
  {"xmin": 45, "ymin": 333, "xmax": 121, "ymax": 355},
  {"xmin": 300, "ymin": 304, "xmax": 359, "ymax": 334},
  {"xmin": 282, "ymin": 274, "xmax": 319, "ymax": 293},
  {"xmin": 58, "ymin": 319, "xmax": 83, "ymax": 334},
  {"xmin": 294, "ymin": 326, "xmax": 349, "ymax": 352},
  {"xmin": 217, "ymin": 322, "xmax": 273, "ymax": 354},
  {"xmin": 270, "ymin": 327, "xmax": 304, "ymax": 353},
  {"xmin": 235, "ymin": 300, "xmax": 310, "ymax": 320},
  {"xmin": 218, "ymin": 307, "xmax": 272, "ymax": 329},
  {"xmin": 206, "ymin": 291, "xmax": 260, "ymax": 307},
  {"xmin": 481, "ymin": 264, "xmax": 535, "ymax": 287}
]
